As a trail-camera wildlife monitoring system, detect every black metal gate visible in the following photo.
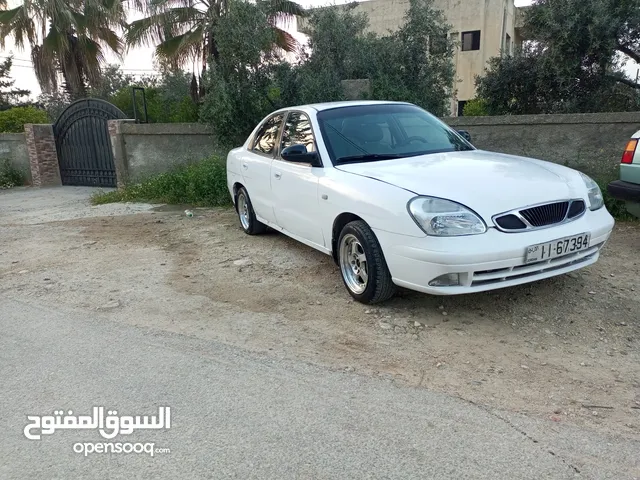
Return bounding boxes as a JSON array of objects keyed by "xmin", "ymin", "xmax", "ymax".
[{"xmin": 53, "ymin": 99, "xmax": 127, "ymax": 187}]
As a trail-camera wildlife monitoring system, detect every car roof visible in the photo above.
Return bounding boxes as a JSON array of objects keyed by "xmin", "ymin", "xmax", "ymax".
[{"xmin": 282, "ymin": 100, "xmax": 414, "ymax": 112}]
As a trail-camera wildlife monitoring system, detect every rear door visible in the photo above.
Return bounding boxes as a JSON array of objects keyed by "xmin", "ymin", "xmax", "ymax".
[{"xmin": 239, "ymin": 113, "xmax": 285, "ymax": 224}]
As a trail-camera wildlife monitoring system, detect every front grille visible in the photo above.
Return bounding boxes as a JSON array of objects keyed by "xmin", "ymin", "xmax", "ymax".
[
  {"xmin": 520, "ymin": 201, "xmax": 569, "ymax": 227},
  {"xmin": 493, "ymin": 199, "xmax": 586, "ymax": 232},
  {"xmin": 567, "ymin": 200, "xmax": 586, "ymax": 218},
  {"xmin": 495, "ymin": 214, "xmax": 527, "ymax": 230}
]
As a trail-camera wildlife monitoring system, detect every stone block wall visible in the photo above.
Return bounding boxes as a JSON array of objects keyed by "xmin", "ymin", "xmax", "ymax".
[
  {"xmin": 443, "ymin": 112, "xmax": 640, "ymax": 181},
  {"xmin": 24, "ymin": 124, "xmax": 61, "ymax": 187}
]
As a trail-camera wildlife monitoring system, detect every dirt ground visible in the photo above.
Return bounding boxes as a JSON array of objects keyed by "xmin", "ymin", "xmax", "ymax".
[{"xmin": 1, "ymin": 187, "xmax": 639, "ymax": 439}]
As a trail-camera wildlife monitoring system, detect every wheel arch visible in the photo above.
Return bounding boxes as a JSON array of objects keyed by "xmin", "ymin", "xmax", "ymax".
[
  {"xmin": 232, "ymin": 182, "xmax": 245, "ymax": 210},
  {"xmin": 331, "ymin": 212, "xmax": 366, "ymax": 264}
]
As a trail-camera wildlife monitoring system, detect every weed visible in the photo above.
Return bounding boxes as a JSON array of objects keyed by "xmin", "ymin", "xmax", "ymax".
[
  {"xmin": 0, "ymin": 159, "xmax": 25, "ymax": 189},
  {"xmin": 91, "ymin": 156, "xmax": 232, "ymax": 207}
]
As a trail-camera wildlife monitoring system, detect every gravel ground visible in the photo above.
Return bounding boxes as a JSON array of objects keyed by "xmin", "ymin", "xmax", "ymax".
[{"xmin": 1, "ymin": 186, "xmax": 639, "ymax": 439}]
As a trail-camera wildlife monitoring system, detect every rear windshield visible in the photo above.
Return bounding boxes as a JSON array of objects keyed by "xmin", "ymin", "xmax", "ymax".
[{"xmin": 316, "ymin": 104, "xmax": 474, "ymax": 165}]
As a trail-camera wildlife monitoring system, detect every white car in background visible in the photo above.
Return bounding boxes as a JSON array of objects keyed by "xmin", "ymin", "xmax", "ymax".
[{"xmin": 227, "ymin": 101, "xmax": 615, "ymax": 304}]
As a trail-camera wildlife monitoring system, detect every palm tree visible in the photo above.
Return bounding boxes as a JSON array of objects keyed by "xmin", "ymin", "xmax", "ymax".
[
  {"xmin": 0, "ymin": 0, "xmax": 127, "ymax": 99},
  {"xmin": 125, "ymin": 0, "xmax": 306, "ymax": 72}
]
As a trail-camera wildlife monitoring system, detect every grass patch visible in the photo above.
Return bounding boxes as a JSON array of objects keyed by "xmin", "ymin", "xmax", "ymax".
[
  {"xmin": 0, "ymin": 159, "xmax": 25, "ymax": 189},
  {"xmin": 91, "ymin": 156, "xmax": 232, "ymax": 207},
  {"xmin": 597, "ymin": 178, "xmax": 637, "ymax": 221}
]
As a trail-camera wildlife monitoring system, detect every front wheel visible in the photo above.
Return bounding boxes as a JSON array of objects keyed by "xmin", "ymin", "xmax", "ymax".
[{"xmin": 338, "ymin": 220, "xmax": 396, "ymax": 304}]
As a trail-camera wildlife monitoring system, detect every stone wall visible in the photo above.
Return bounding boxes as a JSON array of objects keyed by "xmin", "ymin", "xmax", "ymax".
[
  {"xmin": 0, "ymin": 133, "xmax": 30, "ymax": 182},
  {"xmin": 104, "ymin": 112, "xmax": 640, "ymax": 187},
  {"xmin": 24, "ymin": 124, "xmax": 61, "ymax": 187},
  {"xmin": 109, "ymin": 121, "xmax": 219, "ymax": 184},
  {"xmin": 443, "ymin": 112, "xmax": 640, "ymax": 181}
]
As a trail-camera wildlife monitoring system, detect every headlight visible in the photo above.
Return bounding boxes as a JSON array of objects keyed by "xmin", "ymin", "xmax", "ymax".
[
  {"xmin": 407, "ymin": 196, "xmax": 487, "ymax": 236},
  {"xmin": 580, "ymin": 173, "xmax": 604, "ymax": 211}
]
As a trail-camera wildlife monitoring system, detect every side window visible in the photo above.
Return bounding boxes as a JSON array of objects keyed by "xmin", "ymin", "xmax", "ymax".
[
  {"xmin": 281, "ymin": 112, "xmax": 316, "ymax": 154},
  {"xmin": 252, "ymin": 114, "xmax": 284, "ymax": 155}
]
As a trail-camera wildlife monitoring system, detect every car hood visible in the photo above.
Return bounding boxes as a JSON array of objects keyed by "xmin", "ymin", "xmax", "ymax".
[{"xmin": 335, "ymin": 150, "xmax": 585, "ymax": 221}]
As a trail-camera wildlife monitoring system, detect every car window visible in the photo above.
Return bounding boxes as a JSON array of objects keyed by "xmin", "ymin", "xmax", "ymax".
[
  {"xmin": 252, "ymin": 114, "xmax": 284, "ymax": 155},
  {"xmin": 394, "ymin": 114, "xmax": 458, "ymax": 147},
  {"xmin": 281, "ymin": 112, "xmax": 316, "ymax": 154},
  {"xmin": 316, "ymin": 104, "xmax": 474, "ymax": 165}
]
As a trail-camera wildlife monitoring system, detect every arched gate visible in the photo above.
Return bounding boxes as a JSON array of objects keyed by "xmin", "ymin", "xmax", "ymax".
[{"xmin": 53, "ymin": 99, "xmax": 127, "ymax": 187}]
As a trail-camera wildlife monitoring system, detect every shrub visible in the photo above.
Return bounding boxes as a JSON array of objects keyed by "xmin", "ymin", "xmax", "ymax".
[
  {"xmin": 110, "ymin": 86, "xmax": 199, "ymax": 123},
  {"xmin": 91, "ymin": 156, "xmax": 231, "ymax": 207},
  {"xmin": 0, "ymin": 107, "xmax": 50, "ymax": 132},
  {"xmin": 462, "ymin": 98, "xmax": 489, "ymax": 116},
  {"xmin": 0, "ymin": 158, "xmax": 25, "ymax": 189},
  {"xmin": 597, "ymin": 179, "xmax": 636, "ymax": 221}
]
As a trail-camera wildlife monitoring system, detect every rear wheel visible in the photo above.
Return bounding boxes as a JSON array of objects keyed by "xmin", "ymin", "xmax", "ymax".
[
  {"xmin": 235, "ymin": 186, "xmax": 267, "ymax": 235},
  {"xmin": 338, "ymin": 220, "xmax": 396, "ymax": 304}
]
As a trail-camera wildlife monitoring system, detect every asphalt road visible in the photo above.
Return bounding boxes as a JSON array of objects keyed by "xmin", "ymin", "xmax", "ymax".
[{"xmin": 1, "ymin": 294, "xmax": 638, "ymax": 479}]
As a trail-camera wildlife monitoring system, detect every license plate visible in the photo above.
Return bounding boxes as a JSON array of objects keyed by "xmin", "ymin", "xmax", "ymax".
[{"xmin": 525, "ymin": 233, "xmax": 590, "ymax": 263}]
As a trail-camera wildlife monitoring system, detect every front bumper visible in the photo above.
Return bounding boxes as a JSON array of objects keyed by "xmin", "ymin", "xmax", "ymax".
[
  {"xmin": 374, "ymin": 207, "xmax": 615, "ymax": 295},
  {"xmin": 607, "ymin": 180, "xmax": 640, "ymax": 202}
]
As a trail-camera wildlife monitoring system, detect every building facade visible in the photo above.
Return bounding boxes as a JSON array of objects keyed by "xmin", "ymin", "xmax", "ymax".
[{"xmin": 299, "ymin": 0, "xmax": 525, "ymax": 116}]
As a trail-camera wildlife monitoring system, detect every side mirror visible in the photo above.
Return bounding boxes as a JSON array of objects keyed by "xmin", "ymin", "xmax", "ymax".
[
  {"xmin": 457, "ymin": 130, "xmax": 472, "ymax": 142},
  {"xmin": 281, "ymin": 144, "xmax": 322, "ymax": 167}
]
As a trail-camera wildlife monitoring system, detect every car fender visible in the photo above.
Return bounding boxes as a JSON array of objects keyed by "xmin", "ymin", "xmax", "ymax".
[{"xmin": 318, "ymin": 168, "xmax": 426, "ymax": 255}]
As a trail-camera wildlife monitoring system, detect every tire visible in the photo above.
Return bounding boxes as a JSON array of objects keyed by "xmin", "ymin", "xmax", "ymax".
[
  {"xmin": 337, "ymin": 220, "xmax": 396, "ymax": 304},
  {"xmin": 235, "ymin": 186, "xmax": 267, "ymax": 235}
]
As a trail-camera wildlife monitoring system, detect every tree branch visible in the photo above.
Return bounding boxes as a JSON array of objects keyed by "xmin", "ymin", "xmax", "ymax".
[
  {"xmin": 610, "ymin": 74, "xmax": 640, "ymax": 90},
  {"xmin": 616, "ymin": 43, "xmax": 640, "ymax": 64}
]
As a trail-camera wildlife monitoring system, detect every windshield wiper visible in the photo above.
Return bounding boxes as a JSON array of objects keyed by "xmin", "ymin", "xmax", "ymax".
[{"xmin": 335, "ymin": 153, "xmax": 405, "ymax": 164}]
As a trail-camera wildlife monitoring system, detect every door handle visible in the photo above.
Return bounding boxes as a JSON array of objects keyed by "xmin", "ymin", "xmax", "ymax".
[
  {"xmin": 274, "ymin": 172, "xmax": 282, "ymax": 179},
  {"xmin": 242, "ymin": 163, "xmax": 248, "ymax": 170}
]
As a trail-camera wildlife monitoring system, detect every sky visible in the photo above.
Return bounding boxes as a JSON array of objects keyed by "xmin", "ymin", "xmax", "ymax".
[{"xmin": 0, "ymin": 0, "xmax": 637, "ymax": 99}]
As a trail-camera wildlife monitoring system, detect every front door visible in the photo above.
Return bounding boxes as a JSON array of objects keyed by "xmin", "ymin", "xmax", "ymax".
[{"xmin": 271, "ymin": 111, "xmax": 325, "ymax": 248}]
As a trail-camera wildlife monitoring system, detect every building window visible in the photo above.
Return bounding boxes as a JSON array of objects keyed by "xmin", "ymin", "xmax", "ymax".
[
  {"xmin": 461, "ymin": 30, "xmax": 481, "ymax": 51},
  {"xmin": 457, "ymin": 100, "xmax": 467, "ymax": 117},
  {"xmin": 505, "ymin": 33, "xmax": 511, "ymax": 55}
]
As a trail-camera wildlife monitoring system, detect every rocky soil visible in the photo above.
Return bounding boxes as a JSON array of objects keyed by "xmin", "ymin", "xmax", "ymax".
[{"xmin": 1, "ymin": 187, "xmax": 639, "ymax": 439}]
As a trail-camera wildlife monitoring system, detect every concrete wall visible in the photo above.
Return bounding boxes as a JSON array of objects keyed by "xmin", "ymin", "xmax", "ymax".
[
  {"xmin": 0, "ymin": 133, "xmax": 31, "ymax": 182},
  {"xmin": 443, "ymin": 112, "xmax": 640, "ymax": 180},
  {"xmin": 109, "ymin": 121, "xmax": 219, "ymax": 184}
]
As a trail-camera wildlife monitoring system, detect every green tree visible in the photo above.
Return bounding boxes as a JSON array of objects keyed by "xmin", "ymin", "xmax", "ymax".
[
  {"xmin": 0, "ymin": 0, "xmax": 127, "ymax": 99},
  {"xmin": 462, "ymin": 98, "xmax": 489, "ymax": 116},
  {"xmin": 525, "ymin": 0, "xmax": 640, "ymax": 89},
  {"xmin": 475, "ymin": 0, "xmax": 640, "ymax": 115},
  {"xmin": 110, "ymin": 70, "xmax": 199, "ymax": 123},
  {"xmin": 296, "ymin": 0, "xmax": 456, "ymax": 115},
  {"xmin": 125, "ymin": 0, "xmax": 305, "ymax": 72},
  {"xmin": 0, "ymin": 56, "xmax": 29, "ymax": 109},
  {"xmin": 370, "ymin": 0, "xmax": 455, "ymax": 115},
  {"xmin": 0, "ymin": 106, "xmax": 49, "ymax": 132},
  {"xmin": 199, "ymin": 0, "xmax": 282, "ymax": 145},
  {"xmin": 36, "ymin": 91, "xmax": 71, "ymax": 121},
  {"xmin": 199, "ymin": 0, "xmax": 456, "ymax": 144}
]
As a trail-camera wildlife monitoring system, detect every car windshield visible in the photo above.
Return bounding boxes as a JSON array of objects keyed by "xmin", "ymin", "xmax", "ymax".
[{"xmin": 316, "ymin": 104, "xmax": 474, "ymax": 165}]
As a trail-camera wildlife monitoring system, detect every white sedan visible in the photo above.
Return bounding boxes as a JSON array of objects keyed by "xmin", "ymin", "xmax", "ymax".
[{"xmin": 226, "ymin": 101, "xmax": 615, "ymax": 304}]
